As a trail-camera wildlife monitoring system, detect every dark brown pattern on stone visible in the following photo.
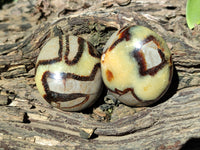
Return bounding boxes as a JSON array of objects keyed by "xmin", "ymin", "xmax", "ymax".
[
  {"xmin": 109, "ymin": 86, "xmax": 166, "ymax": 105},
  {"xmin": 41, "ymin": 63, "xmax": 100, "ymax": 102},
  {"xmin": 64, "ymin": 36, "xmax": 84, "ymax": 65},
  {"xmin": 143, "ymin": 35, "xmax": 155, "ymax": 44},
  {"xmin": 44, "ymin": 92, "xmax": 90, "ymax": 110},
  {"xmin": 109, "ymin": 38, "xmax": 124, "ymax": 52},
  {"xmin": 133, "ymin": 48, "xmax": 166, "ymax": 76},
  {"xmin": 132, "ymin": 35, "xmax": 167, "ymax": 76},
  {"xmin": 104, "ymin": 26, "xmax": 131, "ymax": 53},
  {"xmin": 61, "ymin": 95, "xmax": 90, "ymax": 110},
  {"xmin": 112, "ymin": 88, "xmax": 142, "ymax": 102},
  {"xmin": 144, "ymin": 35, "xmax": 165, "ymax": 52},
  {"xmin": 44, "ymin": 91, "xmax": 88, "ymax": 103},
  {"xmin": 117, "ymin": 26, "xmax": 128, "ymax": 35},
  {"xmin": 118, "ymin": 26, "xmax": 131, "ymax": 41},
  {"xmin": 35, "ymin": 35, "xmax": 63, "ymax": 70}
]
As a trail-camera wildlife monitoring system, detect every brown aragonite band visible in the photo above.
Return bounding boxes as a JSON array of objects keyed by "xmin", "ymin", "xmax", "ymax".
[
  {"xmin": 65, "ymin": 36, "xmax": 85, "ymax": 65},
  {"xmin": 132, "ymin": 35, "xmax": 168, "ymax": 76},
  {"xmin": 41, "ymin": 63, "xmax": 100, "ymax": 101},
  {"xmin": 35, "ymin": 34, "xmax": 63, "ymax": 70}
]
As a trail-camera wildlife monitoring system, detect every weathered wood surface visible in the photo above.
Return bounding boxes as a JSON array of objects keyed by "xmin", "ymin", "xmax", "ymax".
[{"xmin": 0, "ymin": 0, "xmax": 200, "ymax": 149}]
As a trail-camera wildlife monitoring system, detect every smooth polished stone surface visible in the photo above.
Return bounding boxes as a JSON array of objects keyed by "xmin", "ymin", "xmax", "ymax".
[
  {"xmin": 101, "ymin": 25, "xmax": 173, "ymax": 106},
  {"xmin": 35, "ymin": 35, "xmax": 102, "ymax": 111}
]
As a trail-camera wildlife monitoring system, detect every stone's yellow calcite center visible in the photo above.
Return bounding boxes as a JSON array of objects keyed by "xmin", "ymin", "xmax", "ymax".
[
  {"xmin": 35, "ymin": 35, "xmax": 102, "ymax": 111},
  {"xmin": 101, "ymin": 25, "xmax": 173, "ymax": 106}
]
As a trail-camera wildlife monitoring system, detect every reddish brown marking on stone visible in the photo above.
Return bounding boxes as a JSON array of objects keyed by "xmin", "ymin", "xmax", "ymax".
[
  {"xmin": 35, "ymin": 34, "xmax": 63, "ymax": 71},
  {"xmin": 117, "ymin": 26, "xmax": 127, "ymax": 35},
  {"xmin": 143, "ymin": 35, "xmax": 154, "ymax": 43},
  {"xmin": 45, "ymin": 94, "xmax": 90, "ymax": 111},
  {"xmin": 170, "ymin": 55, "xmax": 173, "ymax": 64},
  {"xmin": 108, "ymin": 87, "xmax": 163, "ymax": 106},
  {"xmin": 132, "ymin": 35, "xmax": 167, "ymax": 76},
  {"xmin": 115, "ymin": 88, "xmax": 137, "ymax": 97},
  {"xmin": 145, "ymin": 35, "xmax": 165, "ymax": 52},
  {"xmin": 119, "ymin": 26, "xmax": 131, "ymax": 41},
  {"xmin": 44, "ymin": 91, "xmax": 88, "ymax": 103},
  {"xmin": 41, "ymin": 63, "xmax": 100, "ymax": 103},
  {"xmin": 133, "ymin": 50, "xmax": 147, "ymax": 73},
  {"xmin": 105, "ymin": 26, "xmax": 132, "ymax": 53},
  {"xmin": 109, "ymin": 38, "xmax": 124, "ymax": 51},
  {"xmin": 65, "ymin": 36, "xmax": 84, "ymax": 65},
  {"xmin": 133, "ymin": 48, "xmax": 166, "ymax": 76},
  {"xmin": 61, "ymin": 95, "xmax": 90, "ymax": 110},
  {"xmin": 109, "ymin": 88, "xmax": 152, "ymax": 105},
  {"xmin": 106, "ymin": 69, "xmax": 114, "ymax": 82}
]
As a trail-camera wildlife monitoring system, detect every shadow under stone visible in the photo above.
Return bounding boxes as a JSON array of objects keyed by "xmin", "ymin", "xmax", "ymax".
[{"xmin": 180, "ymin": 138, "xmax": 200, "ymax": 150}]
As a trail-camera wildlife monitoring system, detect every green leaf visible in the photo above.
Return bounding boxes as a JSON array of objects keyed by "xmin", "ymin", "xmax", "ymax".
[{"xmin": 186, "ymin": 0, "xmax": 200, "ymax": 29}]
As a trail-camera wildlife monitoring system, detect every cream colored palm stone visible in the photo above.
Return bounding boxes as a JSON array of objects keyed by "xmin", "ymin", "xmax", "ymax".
[
  {"xmin": 101, "ymin": 25, "xmax": 173, "ymax": 106},
  {"xmin": 35, "ymin": 35, "xmax": 102, "ymax": 111}
]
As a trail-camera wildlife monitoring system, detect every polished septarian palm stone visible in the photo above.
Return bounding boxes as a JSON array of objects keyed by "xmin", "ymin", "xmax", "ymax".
[
  {"xmin": 35, "ymin": 35, "xmax": 102, "ymax": 111},
  {"xmin": 101, "ymin": 25, "xmax": 173, "ymax": 106}
]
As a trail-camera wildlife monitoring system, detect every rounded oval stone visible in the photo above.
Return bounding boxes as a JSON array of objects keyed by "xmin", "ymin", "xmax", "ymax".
[
  {"xmin": 35, "ymin": 35, "xmax": 102, "ymax": 111},
  {"xmin": 101, "ymin": 25, "xmax": 173, "ymax": 106}
]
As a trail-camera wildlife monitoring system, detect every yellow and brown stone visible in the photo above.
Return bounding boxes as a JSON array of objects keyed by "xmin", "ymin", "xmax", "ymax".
[
  {"xmin": 35, "ymin": 35, "xmax": 102, "ymax": 111},
  {"xmin": 101, "ymin": 25, "xmax": 173, "ymax": 106}
]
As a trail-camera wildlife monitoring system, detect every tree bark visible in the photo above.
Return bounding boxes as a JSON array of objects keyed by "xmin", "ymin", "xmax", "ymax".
[{"xmin": 0, "ymin": 0, "xmax": 200, "ymax": 149}]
